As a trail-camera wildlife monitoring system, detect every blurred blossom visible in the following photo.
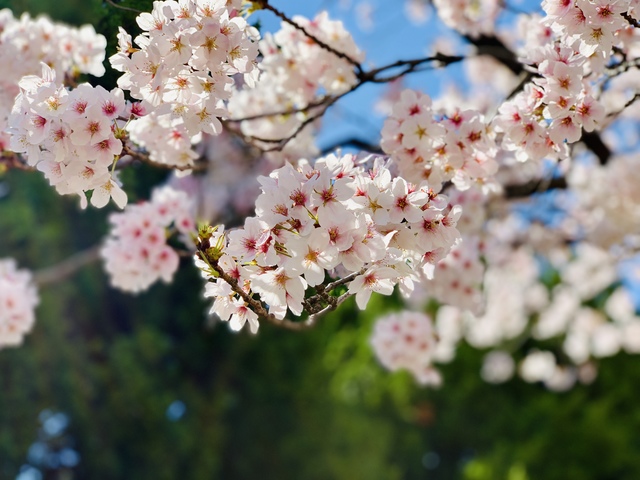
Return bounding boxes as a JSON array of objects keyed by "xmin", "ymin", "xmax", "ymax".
[
  {"xmin": 519, "ymin": 350, "xmax": 556, "ymax": 383},
  {"xmin": 544, "ymin": 366, "xmax": 577, "ymax": 392},
  {"xmin": 405, "ymin": 0, "xmax": 431, "ymax": 25},
  {"xmin": 481, "ymin": 351, "xmax": 515, "ymax": 384},
  {"xmin": 355, "ymin": 2, "xmax": 374, "ymax": 32}
]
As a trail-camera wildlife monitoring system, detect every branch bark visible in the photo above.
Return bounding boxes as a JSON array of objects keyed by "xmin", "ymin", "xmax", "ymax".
[
  {"xmin": 503, "ymin": 176, "xmax": 568, "ymax": 198},
  {"xmin": 34, "ymin": 245, "xmax": 102, "ymax": 287}
]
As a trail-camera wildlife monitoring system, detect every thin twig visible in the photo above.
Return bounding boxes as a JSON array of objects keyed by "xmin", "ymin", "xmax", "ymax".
[
  {"xmin": 227, "ymin": 53, "xmax": 463, "ymax": 153},
  {"xmin": 304, "ymin": 292, "xmax": 351, "ymax": 326},
  {"xmin": 228, "ymin": 53, "xmax": 463, "ymax": 124},
  {"xmin": 607, "ymin": 92, "xmax": 640, "ymax": 119},
  {"xmin": 254, "ymin": 0, "xmax": 363, "ymax": 74},
  {"xmin": 34, "ymin": 245, "xmax": 102, "ymax": 287},
  {"xmin": 505, "ymin": 71, "xmax": 536, "ymax": 101},
  {"xmin": 200, "ymin": 251, "xmax": 318, "ymax": 331},
  {"xmin": 122, "ymin": 143, "xmax": 208, "ymax": 172},
  {"xmin": 362, "ymin": 53, "xmax": 464, "ymax": 83},
  {"xmin": 228, "ymin": 95, "xmax": 332, "ymax": 122},
  {"xmin": 325, "ymin": 268, "xmax": 366, "ymax": 292},
  {"xmin": 103, "ymin": 0, "xmax": 144, "ymax": 14},
  {"xmin": 229, "ymin": 85, "xmax": 359, "ymax": 152},
  {"xmin": 605, "ymin": 57, "xmax": 640, "ymax": 77}
]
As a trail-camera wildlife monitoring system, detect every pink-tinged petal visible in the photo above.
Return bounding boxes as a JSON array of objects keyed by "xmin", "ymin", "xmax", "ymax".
[{"xmin": 355, "ymin": 288, "xmax": 373, "ymax": 310}]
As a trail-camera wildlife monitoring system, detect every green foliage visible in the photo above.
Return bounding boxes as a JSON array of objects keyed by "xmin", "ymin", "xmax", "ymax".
[
  {"xmin": 5, "ymin": 168, "xmax": 640, "ymax": 480},
  {"xmin": 0, "ymin": 0, "xmax": 101, "ymax": 25}
]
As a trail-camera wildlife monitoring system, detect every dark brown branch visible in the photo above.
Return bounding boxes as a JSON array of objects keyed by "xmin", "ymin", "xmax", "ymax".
[
  {"xmin": 361, "ymin": 53, "xmax": 464, "ymax": 83},
  {"xmin": 228, "ymin": 80, "xmax": 365, "ymax": 152},
  {"xmin": 228, "ymin": 95, "xmax": 334, "ymax": 122},
  {"xmin": 464, "ymin": 33, "xmax": 613, "ymax": 164},
  {"xmin": 581, "ymin": 132, "xmax": 611, "ymax": 166},
  {"xmin": 465, "ymin": 34, "xmax": 523, "ymax": 75},
  {"xmin": 226, "ymin": 53, "xmax": 463, "ymax": 152},
  {"xmin": 320, "ymin": 137, "xmax": 382, "ymax": 155},
  {"xmin": 505, "ymin": 71, "xmax": 536, "ymax": 101},
  {"xmin": 606, "ymin": 57, "xmax": 640, "ymax": 76},
  {"xmin": 503, "ymin": 176, "xmax": 567, "ymax": 198},
  {"xmin": 305, "ymin": 292, "xmax": 350, "ymax": 325},
  {"xmin": 196, "ymin": 230, "xmax": 362, "ymax": 330},
  {"xmin": 606, "ymin": 92, "xmax": 640, "ymax": 121},
  {"xmin": 325, "ymin": 268, "xmax": 366, "ymax": 292},
  {"xmin": 198, "ymin": 249, "xmax": 321, "ymax": 331},
  {"xmin": 622, "ymin": 12, "xmax": 640, "ymax": 28},
  {"xmin": 227, "ymin": 53, "xmax": 463, "ymax": 123}
]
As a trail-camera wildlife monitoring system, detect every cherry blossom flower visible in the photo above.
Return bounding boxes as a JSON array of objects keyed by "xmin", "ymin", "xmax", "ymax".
[
  {"xmin": 370, "ymin": 311, "xmax": 442, "ymax": 385},
  {"xmin": 0, "ymin": 259, "xmax": 39, "ymax": 348},
  {"xmin": 101, "ymin": 185, "xmax": 195, "ymax": 293}
]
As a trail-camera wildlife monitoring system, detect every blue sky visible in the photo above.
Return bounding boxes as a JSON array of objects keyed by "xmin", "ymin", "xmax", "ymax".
[
  {"xmin": 249, "ymin": 0, "xmax": 543, "ymax": 151},
  {"xmin": 251, "ymin": 0, "xmax": 457, "ymax": 151}
]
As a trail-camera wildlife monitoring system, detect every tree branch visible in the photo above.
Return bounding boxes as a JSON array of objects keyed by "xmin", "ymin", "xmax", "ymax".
[
  {"xmin": 226, "ymin": 53, "xmax": 463, "ymax": 152},
  {"xmin": 121, "ymin": 143, "xmax": 208, "ymax": 172},
  {"xmin": 580, "ymin": 132, "xmax": 611, "ymax": 166},
  {"xmin": 464, "ymin": 33, "xmax": 613, "ymax": 164},
  {"xmin": 103, "ymin": 0, "xmax": 143, "ymax": 13},
  {"xmin": 227, "ymin": 53, "xmax": 464, "ymax": 123},
  {"xmin": 465, "ymin": 34, "xmax": 522, "ymax": 75},
  {"xmin": 503, "ymin": 176, "xmax": 567, "ymax": 198},
  {"xmin": 254, "ymin": 0, "xmax": 364, "ymax": 74},
  {"xmin": 34, "ymin": 245, "xmax": 102, "ymax": 287},
  {"xmin": 622, "ymin": 11, "xmax": 640, "ymax": 28},
  {"xmin": 320, "ymin": 137, "xmax": 382, "ymax": 155}
]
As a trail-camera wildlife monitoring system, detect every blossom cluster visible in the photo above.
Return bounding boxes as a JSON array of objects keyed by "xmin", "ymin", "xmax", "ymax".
[
  {"xmin": 381, "ymin": 89, "xmax": 498, "ymax": 191},
  {"xmin": 109, "ymin": 0, "xmax": 260, "ymax": 168},
  {"xmin": 0, "ymin": 9, "xmax": 106, "ymax": 84},
  {"xmin": 542, "ymin": 0, "xmax": 631, "ymax": 62},
  {"xmin": 260, "ymin": 11, "xmax": 364, "ymax": 101},
  {"xmin": 196, "ymin": 153, "xmax": 461, "ymax": 332},
  {"xmin": 0, "ymin": 10, "xmax": 106, "ymax": 152},
  {"xmin": 228, "ymin": 11, "xmax": 364, "ymax": 163},
  {"xmin": 8, "ymin": 65, "xmax": 127, "ymax": 208},
  {"xmin": 0, "ymin": 259, "xmax": 38, "ymax": 348},
  {"xmin": 102, "ymin": 186, "xmax": 196, "ymax": 293},
  {"xmin": 412, "ymin": 186, "xmax": 489, "ymax": 315},
  {"xmin": 493, "ymin": 45, "xmax": 605, "ymax": 164},
  {"xmin": 397, "ymin": 218, "xmax": 640, "ymax": 390},
  {"xmin": 168, "ymin": 131, "xmax": 271, "ymax": 223},
  {"xmin": 568, "ymin": 153, "xmax": 640, "ymax": 248},
  {"xmin": 432, "ymin": 0, "xmax": 501, "ymax": 38},
  {"xmin": 370, "ymin": 311, "xmax": 442, "ymax": 386},
  {"xmin": 426, "ymin": 236, "xmax": 485, "ymax": 314}
]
